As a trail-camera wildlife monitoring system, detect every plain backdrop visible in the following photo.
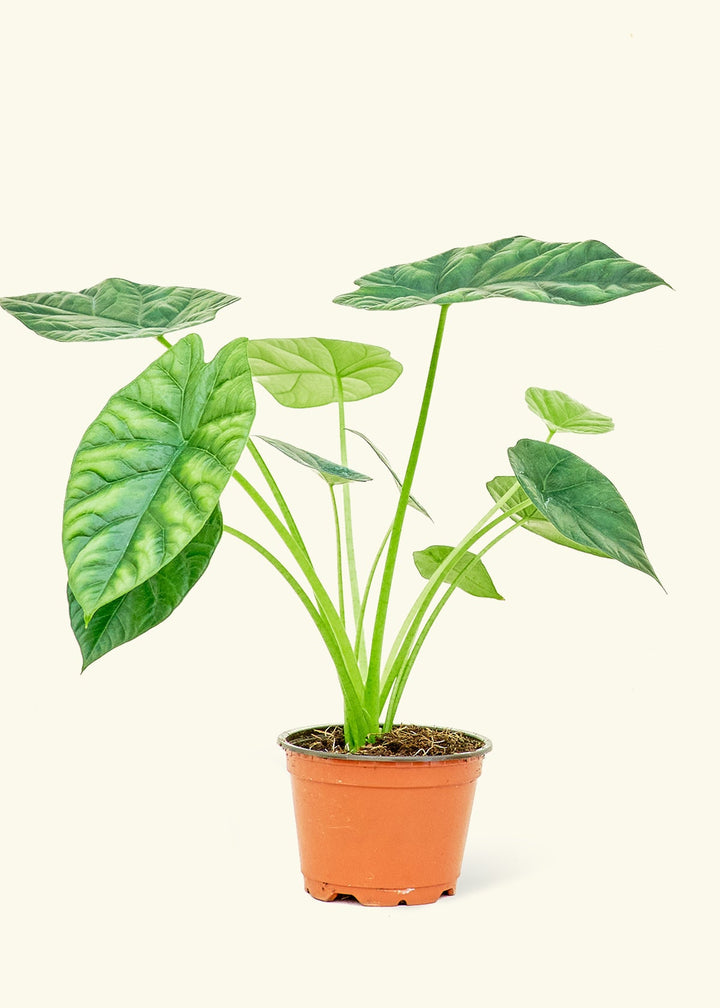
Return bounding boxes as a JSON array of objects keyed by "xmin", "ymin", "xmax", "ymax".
[{"xmin": 1, "ymin": 2, "xmax": 717, "ymax": 1005}]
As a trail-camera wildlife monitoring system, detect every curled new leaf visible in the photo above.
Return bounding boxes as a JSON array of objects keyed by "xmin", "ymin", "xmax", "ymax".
[
  {"xmin": 0, "ymin": 278, "xmax": 239, "ymax": 342},
  {"xmin": 334, "ymin": 237, "xmax": 669, "ymax": 311}
]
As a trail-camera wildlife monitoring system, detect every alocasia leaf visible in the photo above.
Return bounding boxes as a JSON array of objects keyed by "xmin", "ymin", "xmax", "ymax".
[
  {"xmin": 413, "ymin": 545, "xmax": 503, "ymax": 599},
  {"xmin": 507, "ymin": 440, "xmax": 660, "ymax": 583},
  {"xmin": 247, "ymin": 338, "xmax": 402, "ymax": 407},
  {"xmin": 68, "ymin": 507, "xmax": 224, "ymax": 670},
  {"xmin": 333, "ymin": 237, "xmax": 669, "ymax": 310},
  {"xmin": 258, "ymin": 436, "xmax": 371, "ymax": 486},
  {"xmin": 525, "ymin": 388, "xmax": 614, "ymax": 435},
  {"xmin": 347, "ymin": 428, "xmax": 431, "ymax": 518},
  {"xmin": 63, "ymin": 334, "xmax": 256, "ymax": 621},
  {"xmin": 486, "ymin": 476, "xmax": 609, "ymax": 557},
  {"xmin": 0, "ymin": 278, "xmax": 239, "ymax": 342}
]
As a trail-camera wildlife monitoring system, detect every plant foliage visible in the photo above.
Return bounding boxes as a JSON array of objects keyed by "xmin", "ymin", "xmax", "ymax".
[{"xmin": 1, "ymin": 236, "xmax": 668, "ymax": 751}]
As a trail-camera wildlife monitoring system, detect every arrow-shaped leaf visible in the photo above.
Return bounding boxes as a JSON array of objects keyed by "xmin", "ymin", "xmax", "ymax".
[
  {"xmin": 63, "ymin": 334, "xmax": 255, "ymax": 621},
  {"xmin": 347, "ymin": 428, "xmax": 431, "ymax": 518},
  {"xmin": 413, "ymin": 545, "xmax": 503, "ymax": 599},
  {"xmin": 1, "ymin": 278, "xmax": 239, "ymax": 342},
  {"xmin": 257, "ymin": 436, "xmax": 372, "ymax": 486},
  {"xmin": 507, "ymin": 440, "xmax": 660, "ymax": 583},
  {"xmin": 248, "ymin": 337, "xmax": 402, "ymax": 407},
  {"xmin": 525, "ymin": 387, "xmax": 614, "ymax": 435},
  {"xmin": 487, "ymin": 476, "xmax": 609, "ymax": 557},
  {"xmin": 334, "ymin": 237, "xmax": 669, "ymax": 310},
  {"xmin": 69, "ymin": 507, "xmax": 224, "ymax": 670}
]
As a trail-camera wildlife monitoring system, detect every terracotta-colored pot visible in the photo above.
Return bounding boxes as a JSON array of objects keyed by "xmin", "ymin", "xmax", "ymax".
[{"xmin": 278, "ymin": 725, "xmax": 492, "ymax": 906}]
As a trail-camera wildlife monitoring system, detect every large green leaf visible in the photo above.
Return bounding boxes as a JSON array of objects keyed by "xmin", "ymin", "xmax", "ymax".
[
  {"xmin": 0, "ymin": 278, "xmax": 239, "ymax": 342},
  {"xmin": 68, "ymin": 507, "xmax": 224, "ymax": 670},
  {"xmin": 487, "ymin": 476, "xmax": 609, "ymax": 558},
  {"xmin": 413, "ymin": 545, "xmax": 503, "ymax": 599},
  {"xmin": 347, "ymin": 428, "xmax": 431, "ymax": 518},
  {"xmin": 63, "ymin": 334, "xmax": 255, "ymax": 620},
  {"xmin": 525, "ymin": 387, "xmax": 614, "ymax": 435},
  {"xmin": 507, "ymin": 440, "xmax": 660, "ymax": 582},
  {"xmin": 258, "ymin": 436, "xmax": 371, "ymax": 486},
  {"xmin": 333, "ymin": 237, "xmax": 668, "ymax": 310},
  {"xmin": 247, "ymin": 337, "xmax": 402, "ymax": 407}
]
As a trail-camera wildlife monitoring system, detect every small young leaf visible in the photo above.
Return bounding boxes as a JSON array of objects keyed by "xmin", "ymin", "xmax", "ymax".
[
  {"xmin": 413, "ymin": 546, "xmax": 503, "ymax": 599},
  {"xmin": 487, "ymin": 476, "xmax": 609, "ymax": 557},
  {"xmin": 525, "ymin": 388, "xmax": 614, "ymax": 435},
  {"xmin": 258, "ymin": 436, "xmax": 372, "ymax": 486},
  {"xmin": 1, "ymin": 278, "xmax": 239, "ymax": 342},
  {"xmin": 507, "ymin": 440, "xmax": 660, "ymax": 583},
  {"xmin": 334, "ymin": 237, "xmax": 669, "ymax": 311},
  {"xmin": 69, "ymin": 508, "xmax": 224, "ymax": 670},
  {"xmin": 63, "ymin": 334, "xmax": 256, "ymax": 622},
  {"xmin": 347, "ymin": 428, "xmax": 431, "ymax": 519},
  {"xmin": 248, "ymin": 338, "xmax": 402, "ymax": 407}
]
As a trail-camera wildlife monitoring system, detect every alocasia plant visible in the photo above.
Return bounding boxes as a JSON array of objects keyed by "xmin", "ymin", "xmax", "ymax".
[{"xmin": 1, "ymin": 237, "xmax": 669, "ymax": 751}]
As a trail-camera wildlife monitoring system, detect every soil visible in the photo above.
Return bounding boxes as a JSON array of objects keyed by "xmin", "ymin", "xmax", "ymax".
[{"xmin": 290, "ymin": 724, "xmax": 485, "ymax": 758}]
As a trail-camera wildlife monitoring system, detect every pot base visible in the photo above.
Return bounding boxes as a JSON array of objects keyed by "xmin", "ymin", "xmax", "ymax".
[{"xmin": 304, "ymin": 876, "xmax": 456, "ymax": 907}]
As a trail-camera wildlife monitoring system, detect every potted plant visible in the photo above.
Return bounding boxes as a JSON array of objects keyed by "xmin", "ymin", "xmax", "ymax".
[{"xmin": 1, "ymin": 236, "xmax": 669, "ymax": 906}]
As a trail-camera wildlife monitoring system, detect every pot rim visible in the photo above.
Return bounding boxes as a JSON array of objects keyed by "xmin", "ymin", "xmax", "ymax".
[{"xmin": 277, "ymin": 724, "xmax": 492, "ymax": 762}]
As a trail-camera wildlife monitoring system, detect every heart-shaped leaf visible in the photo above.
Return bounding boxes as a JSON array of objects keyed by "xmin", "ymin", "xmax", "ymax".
[
  {"xmin": 413, "ymin": 545, "xmax": 503, "ymax": 599},
  {"xmin": 0, "ymin": 278, "xmax": 239, "ymax": 342},
  {"xmin": 525, "ymin": 388, "xmax": 614, "ymax": 435},
  {"xmin": 334, "ymin": 237, "xmax": 668, "ymax": 310},
  {"xmin": 487, "ymin": 476, "xmax": 609, "ymax": 557},
  {"xmin": 63, "ymin": 334, "xmax": 255, "ymax": 621},
  {"xmin": 258, "ymin": 436, "xmax": 371, "ymax": 486},
  {"xmin": 507, "ymin": 440, "xmax": 660, "ymax": 583},
  {"xmin": 247, "ymin": 338, "xmax": 402, "ymax": 407},
  {"xmin": 68, "ymin": 507, "xmax": 224, "ymax": 670},
  {"xmin": 347, "ymin": 428, "xmax": 431, "ymax": 518}
]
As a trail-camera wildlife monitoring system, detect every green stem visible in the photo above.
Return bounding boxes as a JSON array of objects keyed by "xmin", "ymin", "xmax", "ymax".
[
  {"xmin": 247, "ymin": 438, "xmax": 310, "ymax": 559},
  {"xmin": 338, "ymin": 399, "xmax": 365, "ymax": 641},
  {"xmin": 383, "ymin": 516, "xmax": 530, "ymax": 728},
  {"xmin": 155, "ymin": 335, "xmax": 173, "ymax": 349},
  {"xmin": 330, "ymin": 485, "xmax": 345, "ymax": 624},
  {"xmin": 366, "ymin": 304, "xmax": 450, "ymax": 721},
  {"xmin": 355, "ymin": 523, "xmax": 393, "ymax": 659},
  {"xmin": 231, "ymin": 469, "xmax": 366, "ymax": 707},
  {"xmin": 223, "ymin": 524, "xmax": 367, "ymax": 742},
  {"xmin": 380, "ymin": 485, "xmax": 522, "ymax": 699},
  {"xmin": 378, "ymin": 510, "xmax": 510, "ymax": 711}
]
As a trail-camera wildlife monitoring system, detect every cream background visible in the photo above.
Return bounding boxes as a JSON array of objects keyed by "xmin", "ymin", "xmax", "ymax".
[{"xmin": 1, "ymin": 2, "xmax": 717, "ymax": 1005}]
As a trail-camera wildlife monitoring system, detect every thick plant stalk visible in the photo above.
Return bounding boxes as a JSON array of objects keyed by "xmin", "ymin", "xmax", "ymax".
[
  {"xmin": 365, "ymin": 305, "xmax": 450, "ymax": 721},
  {"xmin": 222, "ymin": 523, "xmax": 366, "ymax": 736},
  {"xmin": 231, "ymin": 470, "xmax": 365, "ymax": 702},
  {"xmin": 247, "ymin": 439, "xmax": 311, "ymax": 561}
]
